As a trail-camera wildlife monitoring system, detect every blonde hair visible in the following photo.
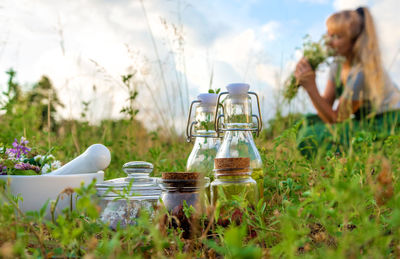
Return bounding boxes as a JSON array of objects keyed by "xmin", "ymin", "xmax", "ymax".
[{"xmin": 326, "ymin": 7, "xmax": 384, "ymax": 108}]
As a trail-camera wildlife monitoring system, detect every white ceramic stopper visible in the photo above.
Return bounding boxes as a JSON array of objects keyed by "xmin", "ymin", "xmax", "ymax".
[
  {"xmin": 226, "ymin": 83, "xmax": 250, "ymax": 104},
  {"xmin": 198, "ymin": 93, "xmax": 218, "ymax": 107},
  {"xmin": 46, "ymin": 144, "xmax": 111, "ymax": 175},
  {"xmin": 226, "ymin": 83, "xmax": 250, "ymax": 95}
]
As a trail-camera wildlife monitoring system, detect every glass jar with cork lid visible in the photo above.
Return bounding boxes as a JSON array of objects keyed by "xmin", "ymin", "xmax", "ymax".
[
  {"xmin": 211, "ymin": 157, "xmax": 258, "ymax": 206},
  {"xmin": 157, "ymin": 172, "xmax": 209, "ymax": 239},
  {"xmin": 157, "ymin": 172, "xmax": 209, "ymax": 213}
]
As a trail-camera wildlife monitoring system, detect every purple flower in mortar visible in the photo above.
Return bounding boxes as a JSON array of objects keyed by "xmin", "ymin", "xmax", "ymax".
[
  {"xmin": 6, "ymin": 137, "xmax": 31, "ymax": 159},
  {"xmin": 14, "ymin": 162, "xmax": 40, "ymax": 173}
]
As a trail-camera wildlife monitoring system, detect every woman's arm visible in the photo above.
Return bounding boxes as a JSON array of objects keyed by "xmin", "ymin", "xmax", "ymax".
[
  {"xmin": 317, "ymin": 78, "xmax": 337, "ymax": 121},
  {"xmin": 322, "ymin": 79, "xmax": 336, "ymax": 106},
  {"xmin": 301, "ymin": 79, "xmax": 339, "ymax": 123},
  {"xmin": 295, "ymin": 58, "xmax": 361, "ymax": 123}
]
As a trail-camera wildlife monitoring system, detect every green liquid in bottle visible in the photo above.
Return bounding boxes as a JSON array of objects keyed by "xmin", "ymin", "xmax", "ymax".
[{"xmin": 251, "ymin": 168, "xmax": 264, "ymax": 199}]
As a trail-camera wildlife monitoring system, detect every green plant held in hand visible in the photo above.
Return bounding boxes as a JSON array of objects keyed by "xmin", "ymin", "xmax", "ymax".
[{"xmin": 284, "ymin": 35, "xmax": 335, "ymax": 101}]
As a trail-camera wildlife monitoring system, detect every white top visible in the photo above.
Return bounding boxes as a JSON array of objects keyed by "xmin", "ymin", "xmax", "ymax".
[
  {"xmin": 198, "ymin": 93, "xmax": 218, "ymax": 107},
  {"xmin": 226, "ymin": 83, "xmax": 250, "ymax": 95},
  {"xmin": 329, "ymin": 62, "xmax": 400, "ymax": 114}
]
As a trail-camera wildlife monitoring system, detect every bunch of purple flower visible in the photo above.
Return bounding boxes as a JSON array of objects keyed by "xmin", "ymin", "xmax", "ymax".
[
  {"xmin": 0, "ymin": 137, "xmax": 61, "ymax": 175},
  {"xmin": 6, "ymin": 137, "xmax": 31, "ymax": 159},
  {"xmin": 14, "ymin": 162, "xmax": 40, "ymax": 173}
]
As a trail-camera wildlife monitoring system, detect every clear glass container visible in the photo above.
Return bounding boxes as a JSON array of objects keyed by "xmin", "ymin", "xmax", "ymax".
[
  {"xmin": 211, "ymin": 158, "xmax": 258, "ymax": 206},
  {"xmin": 186, "ymin": 93, "xmax": 221, "ymax": 180},
  {"xmin": 96, "ymin": 161, "xmax": 161, "ymax": 229},
  {"xmin": 157, "ymin": 172, "xmax": 209, "ymax": 213},
  {"xmin": 186, "ymin": 135, "xmax": 220, "ymax": 178},
  {"xmin": 157, "ymin": 172, "xmax": 209, "ymax": 238},
  {"xmin": 214, "ymin": 83, "xmax": 264, "ymax": 197}
]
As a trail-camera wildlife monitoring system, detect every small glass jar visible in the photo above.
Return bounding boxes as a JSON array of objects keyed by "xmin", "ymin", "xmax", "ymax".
[
  {"xmin": 157, "ymin": 172, "xmax": 209, "ymax": 238},
  {"xmin": 211, "ymin": 157, "xmax": 258, "ymax": 206},
  {"xmin": 96, "ymin": 161, "xmax": 161, "ymax": 229},
  {"xmin": 157, "ymin": 172, "xmax": 209, "ymax": 213}
]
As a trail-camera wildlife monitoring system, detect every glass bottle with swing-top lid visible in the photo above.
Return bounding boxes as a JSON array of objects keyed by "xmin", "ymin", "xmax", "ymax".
[
  {"xmin": 213, "ymin": 83, "xmax": 263, "ymax": 197},
  {"xmin": 185, "ymin": 93, "xmax": 221, "ymax": 179}
]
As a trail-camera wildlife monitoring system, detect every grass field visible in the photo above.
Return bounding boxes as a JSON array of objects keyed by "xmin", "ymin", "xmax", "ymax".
[{"xmin": 0, "ymin": 71, "xmax": 400, "ymax": 258}]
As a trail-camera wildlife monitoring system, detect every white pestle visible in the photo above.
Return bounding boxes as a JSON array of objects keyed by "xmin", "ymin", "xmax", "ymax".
[{"xmin": 46, "ymin": 144, "xmax": 111, "ymax": 175}]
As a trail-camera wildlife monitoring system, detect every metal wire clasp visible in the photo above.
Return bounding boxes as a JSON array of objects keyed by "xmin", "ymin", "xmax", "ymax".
[
  {"xmin": 186, "ymin": 100, "xmax": 201, "ymax": 142},
  {"xmin": 213, "ymin": 91, "xmax": 263, "ymax": 137},
  {"xmin": 185, "ymin": 99, "xmax": 221, "ymax": 142}
]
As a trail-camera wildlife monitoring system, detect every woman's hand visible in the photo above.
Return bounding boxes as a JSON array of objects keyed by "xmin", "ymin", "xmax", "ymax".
[{"xmin": 294, "ymin": 57, "xmax": 316, "ymax": 90}]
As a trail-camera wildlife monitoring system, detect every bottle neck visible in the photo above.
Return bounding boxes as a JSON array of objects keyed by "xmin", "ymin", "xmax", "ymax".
[
  {"xmin": 194, "ymin": 106, "xmax": 217, "ymax": 135},
  {"xmin": 224, "ymin": 94, "xmax": 252, "ymax": 127},
  {"xmin": 215, "ymin": 172, "xmax": 252, "ymax": 180},
  {"xmin": 194, "ymin": 130, "xmax": 218, "ymax": 137},
  {"xmin": 221, "ymin": 130, "xmax": 255, "ymax": 139},
  {"xmin": 225, "ymin": 123, "xmax": 253, "ymax": 129}
]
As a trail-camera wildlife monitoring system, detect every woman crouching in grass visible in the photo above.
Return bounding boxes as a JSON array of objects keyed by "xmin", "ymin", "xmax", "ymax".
[{"xmin": 295, "ymin": 6, "xmax": 400, "ymax": 158}]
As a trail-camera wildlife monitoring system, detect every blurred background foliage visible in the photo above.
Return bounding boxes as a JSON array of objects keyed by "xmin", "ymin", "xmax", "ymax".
[
  {"xmin": 0, "ymin": 68, "xmax": 198, "ymax": 179},
  {"xmin": 0, "ymin": 68, "xmax": 300, "ymax": 180}
]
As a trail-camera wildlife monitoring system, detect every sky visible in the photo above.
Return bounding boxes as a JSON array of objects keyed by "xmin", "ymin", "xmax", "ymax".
[{"xmin": 0, "ymin": 0, "xmax": 399, "ymax": 131}]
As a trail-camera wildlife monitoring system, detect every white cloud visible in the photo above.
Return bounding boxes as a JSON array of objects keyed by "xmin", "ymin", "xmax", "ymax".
[
  {"xmin": 1, "ymin": 0, "xmax": 398, "ymax": 131},
  {"xmin": 0, "ymin": 0, "xmax": 194, "ymax": 130},
  {"xmin": 255, "ymin": 63, "xmax": 279, "ymax": 89},
  {"xmin": 261, "ymin": 21, "xmax": 280, "ymax": 41},
  {"xmin": 5, "ymin": 0, "xmax": 374, "ymax": 131},
  {"xmin": 333, "ymin": 0, "xmax": 369, "ymax": 10}
]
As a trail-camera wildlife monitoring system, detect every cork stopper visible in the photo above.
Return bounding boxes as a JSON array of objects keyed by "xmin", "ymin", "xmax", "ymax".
[
  {"xmin": 214, "ymin": 157, "xmax": 251, "ymax": 175},
  {"xmin": 162, "ymin": 172, "xmax": 201, "ymax": 180},
  {"xmin": 160, "ymin": 172, "xmax": 203, "ymax": 188},
  {"xmin": 214, "ymin": 157, "xmax": 250, "ymax": 169}
]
